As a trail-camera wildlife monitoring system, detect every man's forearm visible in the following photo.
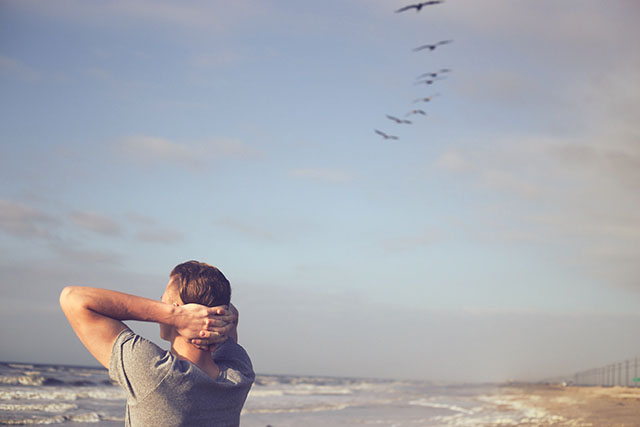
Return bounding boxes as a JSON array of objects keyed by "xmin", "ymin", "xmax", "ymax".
[{"xmin": 60, "ymin": 286, "xmax": 177, "ymax": 325}]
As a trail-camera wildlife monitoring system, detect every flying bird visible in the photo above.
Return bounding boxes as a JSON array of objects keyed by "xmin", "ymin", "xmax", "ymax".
[
  {"xmin": 412, "ymin": 94, "xmax": 441, "ymax": 103},
  {"xmin": 416, "ymin": 69, "xmax": 452, "ymax": 79},
  {"xmin": 395, "ymin": 1, "xmax": 444, "ymax": 13},
  {"xmin": 386, "ymin": 114, "xmax": 412, "ymax": 124},
  {"xmin": 414, "ymin": 77, "xmax": 445, "ymax": 85},
  {"xmin": 375, "ymin": 130, "xmax": 399, "ymax": 140},
  {"xmin": 413, "ymin": 40, "xmax": 453, "ymax": 52},
  {"xmin": 406, "ymin": 109, "xmax": 427, "ymax": 116}
]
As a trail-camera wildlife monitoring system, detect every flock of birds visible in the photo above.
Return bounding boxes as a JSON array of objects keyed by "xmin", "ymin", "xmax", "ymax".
[{"xmin": 374, "ymin": 1, "xmax": 452, "ymax": 141}]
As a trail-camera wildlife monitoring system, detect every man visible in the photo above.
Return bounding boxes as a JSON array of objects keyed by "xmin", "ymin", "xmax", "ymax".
[{"xmin": 60, "ymin": 260, "xmax": 254, "ymax": 426}]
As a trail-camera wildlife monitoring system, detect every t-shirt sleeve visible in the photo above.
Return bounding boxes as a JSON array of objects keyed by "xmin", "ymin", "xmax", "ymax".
[
  {"xmin": 109, "ymin": 328, "xmax": 173, "ymax": 403},
  {"xmin": 212, "ymin": 339, "xmax": 255, "ymax": 384}
]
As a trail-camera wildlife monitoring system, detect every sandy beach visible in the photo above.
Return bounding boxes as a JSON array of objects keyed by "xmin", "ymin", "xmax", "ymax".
[{"xmin": 491, "ymin": 384, "xmax": 640, "ymax": 426}]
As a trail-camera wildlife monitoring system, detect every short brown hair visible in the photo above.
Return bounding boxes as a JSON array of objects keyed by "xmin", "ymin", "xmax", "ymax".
[{"xmin": 170, "ymin": 261, "xmax": 231, "ymax": 307}]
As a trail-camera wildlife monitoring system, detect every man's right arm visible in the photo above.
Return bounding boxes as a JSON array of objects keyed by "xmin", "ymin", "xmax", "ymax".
[{"xmin": 60, "ymin": 286, "xmax": 234, "ymax": 368}]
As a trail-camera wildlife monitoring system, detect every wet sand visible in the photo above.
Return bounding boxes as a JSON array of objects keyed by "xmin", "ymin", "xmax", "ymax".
[{"xmin": 494, "ymin": 384, "xmax": 640, "ymax": 426}]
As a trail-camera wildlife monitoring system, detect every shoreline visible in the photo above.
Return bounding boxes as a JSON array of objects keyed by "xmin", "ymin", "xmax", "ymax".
[{"xmin": 491, "ymin": 383, "xmax": 640, "ymax": 426}]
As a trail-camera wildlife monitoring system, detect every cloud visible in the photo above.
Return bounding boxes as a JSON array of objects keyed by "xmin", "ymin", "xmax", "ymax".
[
  {"xmin": 481, "ymin": 168, "xmax": 540, "ymax": 200},
  {"xmin": 435, "ymin": 131, "xmax": 640, "ymax": 289},
  {"xmin": 435, "ymin": 150, "xmax": 473, "ymax": 174},
  {"xmin": 50, "ymin": 244, "xmax": 123, "ymax": 267},
  {"xmin": 436, "ymin": 3, "xmax": 640, "ymax": 260},
  {"xmin": 8, "ymin": 0, "xmax": 269, "ymax": 35},
  {"xmin": 82, "ymin": 67, "xmax": 115, "ymax": 83},
  {"xmin": 529, "ymin": 213, "xmax": 640, "ymax": 243},
  {"xmin": 0, "ymin": 203, "xmax": 122, "ymax": 266},
  {"xmin": 289, "ymin": 168, "xmax": 354, "ymax": 184},
  {"xmin": 435, "ymin": 148, "xmax": 541, "ymax": 200},
  {"xmin": 527, "ymin": 210, "xmax": 640, "ymax": 289},
  {"xmin": 69, "ymin": 211, "xmax": 122, "ymax": 236},
  {"xmin": 0, "ymin": 200, "xmax": 59, "ymax": 239},
  {"xmin": 204, "ymin": 138, "xmax": 263, "ymax": 158},
  {"xmin": 436, "ymin": 1, "xmax": 637, "ymax": 53},
  {"xmin": 435, "ymin": 1, "xmax": 640, "ymax": 124},
  {"xmin": 136, "ymin": 229, "xmax": 184, "ymax": 244},
  {"xmin": 548, "ymin": 138, "xmax": 640, "ymax": 193},
  {"xmin": 122, "ymin": 212, "xmax": 185, "ymax": 244},
  {"xmin": 216, "ymin": 218, "xmax": 277, "ymax": 243},
  {"xmin": 382, "ymin": 229, "xmax": 440, "ymax": 253},
  {"xmin": 0, "ymin": 55, "xmax": 39, "ymax": 82},
  {"xmin": 117, "ymin": 135, "xmax": 203, "ymax": 168},
  {"xmin": 125, "ymin": 212, "xmax": 157, "ymax": 226},
  {"xmin": 456, "ymin": 68, "xmax": 538, "ymax": 107},
  {"xmin": 115, "ymin": 135, "xmax": 263, "ymax": 170},
  {"xmin": 192, "ymin": 51, "xmax": 246, "ymax": 70}
]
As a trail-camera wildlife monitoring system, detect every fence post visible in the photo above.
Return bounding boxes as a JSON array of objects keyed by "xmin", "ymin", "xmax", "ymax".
[
  {"xmin": 626, "ymin": 360, "xmax": 629, "ymax": 387},
  {"xmin": 619, "ymin": 362, "xmax": 622, "ymax": 386},
  {"xmin": 612, "ymin": 364, "xmax": 615, "ymax": 386},
  {"xmin": 610, "ymin": 364, "xmax": 614, "ymax": 386}
]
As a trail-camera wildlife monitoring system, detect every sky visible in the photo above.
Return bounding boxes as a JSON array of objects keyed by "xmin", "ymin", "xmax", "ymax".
[{"xmin": 1, "ymin": 0, "xmax": 639, "ymax": 383}]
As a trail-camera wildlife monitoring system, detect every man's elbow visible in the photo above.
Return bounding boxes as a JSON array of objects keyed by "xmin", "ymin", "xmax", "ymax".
[{"xmin": 59, "ymin": 286, "xmax": 85, "ymax": 313}]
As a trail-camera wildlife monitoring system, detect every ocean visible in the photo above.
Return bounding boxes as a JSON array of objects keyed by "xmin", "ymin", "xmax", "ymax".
[{"xmin": 0, "ymin": 361, "xmax": 548, "ymax": 426}]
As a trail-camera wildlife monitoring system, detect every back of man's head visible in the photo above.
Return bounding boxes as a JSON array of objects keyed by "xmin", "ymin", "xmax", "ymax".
[{"xmin": 170, "ymin": 260, "xmax": 231, "ymax": 307}]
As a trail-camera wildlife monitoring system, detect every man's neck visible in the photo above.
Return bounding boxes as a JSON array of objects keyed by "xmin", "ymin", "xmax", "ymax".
[{"xmin": 171, "ymin": 338, "xmax": 220, "ymax": 379}]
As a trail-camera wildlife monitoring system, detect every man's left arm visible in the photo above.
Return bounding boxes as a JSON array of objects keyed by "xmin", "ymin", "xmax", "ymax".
[{"xmin": 59, "ymin": 286, "xmax": 234, "ymax": 368}]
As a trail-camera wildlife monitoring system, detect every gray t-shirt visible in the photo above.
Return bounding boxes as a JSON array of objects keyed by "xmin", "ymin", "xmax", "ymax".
[{"xmin": 109, "ymin": 329, "xmax": 254, "ymax": 427}]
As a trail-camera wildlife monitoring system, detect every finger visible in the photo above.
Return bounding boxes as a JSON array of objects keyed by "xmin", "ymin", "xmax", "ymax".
[
  {"xmin": 191, "ymin": 339, "xmax": 226, "ymax": 349},
  {"xmin": 220, "ymin": 314, "xmax": 238, "ymax": 325},
  {"xmin": 198, "ymin": 331, "xmax": 229, "ymax": 343},
  {"xmin": 206, "ymin": 312, "xmax": 236, "ymax": 323},
  {"xmin": 204, "ymin": 318, "xmax": 234, "ymax": 330},
  {"xmin": 203, "ymin": 323, "xmax": 233, "ymax": 336},
  {"xmin": 190, "ymin": 337, "xmax": 226, "ymax": 346},
  {"xmin": 205, "ymin": 314, "xmax": 237, "ymax": 328},
  {"xmin": 200, "ymin": 330, "xmax": 229, "ymax": 341},
  {"xmin": 209, "ymin": 308, "xmax": 236, "ymax": 323},
  {"xmin": 208, "ymin": 305, "xmax": 230, "ymax": 316}
]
